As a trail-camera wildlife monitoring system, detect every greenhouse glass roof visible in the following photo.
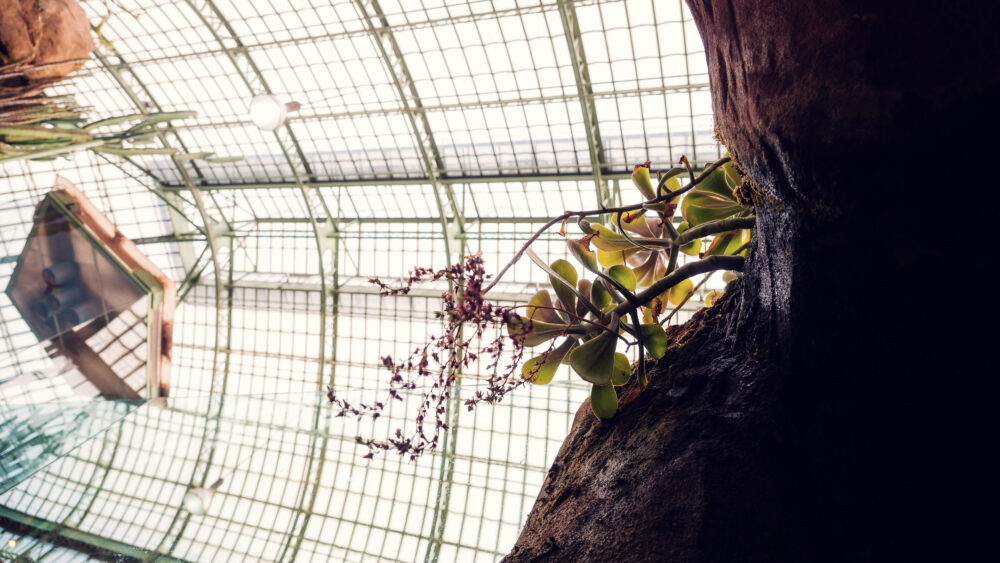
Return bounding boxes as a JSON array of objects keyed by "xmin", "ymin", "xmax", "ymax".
[{"xmin": 0, "ymin": 0, "xmax": 721, "ymax": 560}]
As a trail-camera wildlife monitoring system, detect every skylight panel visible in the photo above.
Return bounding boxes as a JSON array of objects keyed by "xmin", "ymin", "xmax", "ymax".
[
  {"xmin": 131, "ymin": 54, "xmax": 250, "ymax": 123},
  {"xmin": 83, "ymin": 0, "xmax": 215, "ymax": 61}
]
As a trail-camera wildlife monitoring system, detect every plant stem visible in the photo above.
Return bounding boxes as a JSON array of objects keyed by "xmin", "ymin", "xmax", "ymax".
[
  {"xmin": 612, "ymin": 255, "xmax": 745, "ymax": 316},
  {"xmin": 681, "ymin": 155, "xmax": 696, "ymax": 185},
  {"xmin": 524, "ymin": 248, "xmax": 604, "ymax": 319},
  {"xmin": 676, "ymin": 216, "xmax": 756, "ymax": 245},
  {"xmin": 615, "ymin": 210, "xmax": 659, "ymax": 252},
  {"xmin": 629, "ymin": 307, "xmax": 648, "ymax": 388},
  {"xmin": 483, "ymin": 157, "xmax": 732, "ymax": 294},
  {"xmin": 665, "ymin": 240, "xmax": 679, "ymax": 276}
]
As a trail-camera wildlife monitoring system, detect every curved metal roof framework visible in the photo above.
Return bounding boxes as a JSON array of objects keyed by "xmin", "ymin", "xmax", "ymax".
[{"xmin": 0, "ymin": 1, "xmax": 721, "ymax": 560}]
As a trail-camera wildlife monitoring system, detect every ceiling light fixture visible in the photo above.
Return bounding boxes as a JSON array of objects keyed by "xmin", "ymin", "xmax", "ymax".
[
  {"xmin": 248, "ymin": 94, "xmax": 301, "ymax": 131},
  {"xmin": 182, "ymin": 477, "xmax": 223, "ymax": 516},
  {"xmin": 181, "ymin": 452, "xmax": 254, "ymax": 516}
]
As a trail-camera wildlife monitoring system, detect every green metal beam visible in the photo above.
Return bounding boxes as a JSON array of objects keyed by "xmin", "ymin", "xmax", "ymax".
[
  {"xmin": 353, "ymin": 0, "xmax": 467, "ymax": 260},
  {"xmin": 150, "ymin": 82, "xmax": 711, "ymax": 133},
  {"xmin": 349, "ymin": 4, "xmax": 472, "ymax": 558},
  {"xmin": 0, "ymin": 506, "xmax": 184, "ymax": 562},
  {"xmin": 91, "ymin": 36, "xmax": 237, "ymax": 560},
  {"xmin": 156, "ymin": 170, "xmax": 636, "ymax": 190},
  {"xmin": 105, "ymin": 0, "xmax": 604, "ymax": 68},
  {"xmin": 557, "ymin": 0, "xmax": 611, "ymax": 208},
  {"xmin": 89, "ymin": 47, "xmax": 212, "ymax": 278},
  {"xmin": 88, "ymin": 45, "xmax": 210, "ymax": 186},
  {"xmin": 178, "ymin": 2, "xmax": 337, "ymax": 560}
]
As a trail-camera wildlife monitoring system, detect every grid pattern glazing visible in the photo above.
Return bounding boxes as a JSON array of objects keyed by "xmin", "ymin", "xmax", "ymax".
[{"xmin": 0, "ymin": 0, "xmax": 726, "ymax": 560}]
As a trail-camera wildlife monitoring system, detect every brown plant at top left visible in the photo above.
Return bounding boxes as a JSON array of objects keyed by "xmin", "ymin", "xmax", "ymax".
[
  {"xmin": 1, "ymin": 0, "xmax": 93, "ymax": 101},
  {"xmin": 1, "ymin": 0, "xmax": 93, "ymax": 77}
]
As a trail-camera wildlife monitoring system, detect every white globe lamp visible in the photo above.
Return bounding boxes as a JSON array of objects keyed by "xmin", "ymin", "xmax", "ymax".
[{"xmin": 248, "ymin": 94, "xmax": 300, "ymax": 131}]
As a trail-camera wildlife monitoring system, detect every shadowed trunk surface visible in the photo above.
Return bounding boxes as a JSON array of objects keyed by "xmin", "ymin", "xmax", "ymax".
[{"xmin": 505, "ymin": 1, "xmax": 1000, "ymax": 561}]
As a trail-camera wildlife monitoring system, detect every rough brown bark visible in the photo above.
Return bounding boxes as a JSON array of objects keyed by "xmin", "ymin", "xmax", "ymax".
[
  {"xmin": 506, "ymin": 2, "xmax": 1000, "ymax": 561},
  {"xmin": 0, "ymin": 0, "xmax": 93, "ymax": 79}
]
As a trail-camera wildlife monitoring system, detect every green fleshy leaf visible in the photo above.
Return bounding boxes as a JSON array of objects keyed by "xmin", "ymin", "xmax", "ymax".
[
  {"xmin": 567, "ymin": 239, "xmax": 600, "ymax": 273},
  {"xmin": 647, "ymin": 293, "xmax": 668, "ymax": 319},
  {"xmin": 680, "ymin": 161, "xmax": 745, "ymax": 227},
  {"xmin": 82, "ymin": 113, "xmax": 146, "ymax": 131},
  {"xmin": 631, "ymin": 252, "xmax": 665, "ymax": 288},
  {"xmin": 560, "ymin": 339, "xmax": 579, "ymax": 365},
  {"xmin": 667, "ymin": 278, "xmax": 694, "ymax": 306},
  {"xmin": 640, "ymin": 324, "xmax": 667, "ymax": 359},
  {"xmin": 596, "ymin": 246, "xmax": 641, "ymax": 268},
  {"xmin": 204, "ymin": 155, "xmax": 244, "ymax": 163},
  {"xmin": 655, "ymin": 167, "xmax": 685, "ymax": 192},
  {"xmin": 589, "ymin": 224, "xmax": 640, "ymax": 252},
  {"xmin": 632, "ymin": 164, "xmax": 655, "ymax": 200},
  {"xmin": 569, "ymin": 331, "xmax": 617, "ymax": 385},
  {"xmin": 548, "ymin": 259, "xmax": 578, "ymax": 316},
  {"xmin": 704, "ymin": 230, "xmax": 745, "ymax": 257},
  {"xmin": 527, "ymin": 248, "xmax": 597, "ymax": 317},
  {"xmin": 611, "ymin": 352, "xmax": 631, "ymax": 386},
  {"xmin": 526, "ymin": 290, "xmax": 563, "ymax": 324},
  {"xmin": 607, "ymin": 265, "xmax": 637, "ymax": 293},
  {"xmin": 175, "ymin": 151, "xmax": 213, "ymax": 161},
  {"xmin": 0, "ymin": 125, "xmax": 90, "ymax": 143},
  {"xmin": 506, "ymin": 314, "xmax": 569, "ymax": 347},
  {"xmin": 612, "ymin": 211, "xmax": 656, "ymax": 237},
  {"xmin": 576, "ymin": 279, "xmax": 593, "ymax": 318},
  {"xmin": 705, "ymin": 290, "xmax": 722, "ymax": 307},
  {"xmin": 124, "ymin": 131, "xmax": 159, "ymax": 145},
  {"xmin": 642, "ymin": 306, "xmax": 655, "ymax": 325},
  {"xmin": 660, "ymin": 175, "xmax": 682, "ymax": 197},
  {"xmin": 139, "ymin": 110, "xmax": 198, "ymax": 125},
  {"xmin": 591, "ymin": 280, "xmax": 612, "ymax": 311},
  {"xmin": 681, "ymin": 195, "xmax": 743, "ymax": 227},
  {"xmin": 2, "ymin": 139, "xmax": 73, "ymax": 150},
  {"xmin": 590, "ymin": 384, "xmax": 618, "ymax": 420},
  {"xmin": 522, "ymin": 339, "xmax": 575, "ymax": 385},
  {"xmin": 643, "ymin": 201, "xmax": 668, "ymax": 213},
  {"xmin": 680, "ymin": 238, "xmax": 702, "ymax": 256}
]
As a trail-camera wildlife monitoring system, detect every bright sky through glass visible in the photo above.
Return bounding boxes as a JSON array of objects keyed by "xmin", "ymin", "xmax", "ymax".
[{"xmin": 0, "ymin": 1, "xmax": 727, "ymax": 560}]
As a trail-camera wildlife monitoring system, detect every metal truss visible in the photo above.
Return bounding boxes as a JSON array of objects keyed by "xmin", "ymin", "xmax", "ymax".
[
  {"xmin": 0, "ymin": 506, "xmax": 184, "ymax": 561},
  {"xmin": 178, "ymin": 1, "xmax": 338, "ymax": 560},
  {"xmin": 89, "ymin": 48, "xmax": 236, "ymax": 386},
  {"xmin": 352, "ymin": 0, "xmax": 466, "ymax": 260},
  {"xmin": 111, "ymin": 0, "xmax": 613, "ymax": 69},
  {"xmin": 157, "ymin": 170, "xmax": 635, "ymax": 190},
  {"xmin": 0, "ymin": 409, "xmax": 127, "ymax": 556},
  {"xmin": 90, "ymin": 44, "xmax": 211, "ymax": 187},
  {"xmin": 350, "ymin": 2, "xmax": 472, "ymax": 558},
  {"xmin": 90, "ymin": 39, "xmax": 237, "ymax": 560},
  {"xmin": 164, "ymin": 82, "xmax": 711, "ymax": 135},
  {"xmin": 0, "ymin": 2, "xmax": 723, "ymax": 560},
  {"xmin": 557, "ymin": 0, "xmax": 611, "ymax": 208}
]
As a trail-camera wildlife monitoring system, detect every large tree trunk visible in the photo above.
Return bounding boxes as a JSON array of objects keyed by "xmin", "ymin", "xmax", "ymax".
[{"xmin": 505, "ymin": 2, "xmax": 999, "ymax": 561}]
